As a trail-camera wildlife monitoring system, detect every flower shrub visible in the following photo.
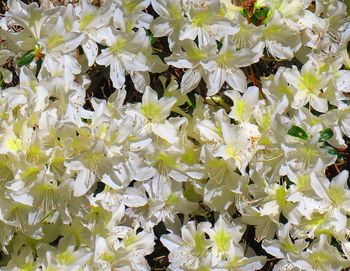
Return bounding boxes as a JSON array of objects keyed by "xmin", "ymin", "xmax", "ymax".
[{"xmin": 0, "ymin": 0, "xmax": 349, "ymax": 270}]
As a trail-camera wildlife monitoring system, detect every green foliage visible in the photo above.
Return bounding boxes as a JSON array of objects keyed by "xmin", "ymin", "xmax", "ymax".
[
  {"xmin": 319, "ymin": 128, "xmax": 334, "ymax": 142},
  {"xmin": 17, "ymin": 50, "xmax": 35, "ymax": 67},
  {"xmin": 287, "ymin": 125, "xmax": 308, "ymax": 140}
]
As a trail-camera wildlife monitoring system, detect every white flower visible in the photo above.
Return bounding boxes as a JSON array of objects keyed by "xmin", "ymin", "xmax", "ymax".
[
  {"xmin": 166, "ymin": 40, "xmax": 216, "ymax": 94},
  {"xmin": 36, "ymin": 236, "xmax": 92, "ymax": 270},
  {"xmin": 179, "ymin": 2, "xmax": 238, "ymax": 48},
  {"xmin": 96, "ymin": 27, "xmax": 150, "ymax": 91},
  {"xmin": 161, "ymin": 220, "xmax": 212, "ymax": 270},
  {"xmin": 311, "ymin": 168, "xmax": 350, "ymax": 212},
  {"xmin": 150, "ymin": 0, "xmax": 185, "ymax": 50},
  {"xmin": 291, "ymin": 235, "xmax": 350, "ymax": 271},
  {"xmin": 213, "ymin": 122, "xmax": 252, "ymax": 174},
  {"xmin": 5, "ymin": 0, "xmax": 60, "ymax": 44},
  {"xmin": 72, "ymin": 0, "xmax": 115, "ymax": 66},
  {"xmin": 226, "ymin": 86, "xmax": 259, "ymax": 122},
  {"xmin": 201, "ymin": 37, "xmax": 260, "ymax": 95},
  {"xmin": 284, "ymin": 61, "xmax": 331, "ymax": 113},
  {"xmin": 204, "ymin": 215, "xmax": 245, "ymax": 264},
  {"xmin": 262, "ymin": 11, "xmax": 301, "ymax": 59},
  {"xmin": 262, "ymin": 223, "xmax": 309, "ymax": 260},
  {"xmin": 39, "ymin": 16, "xmax": 84, "ymax": 54}
]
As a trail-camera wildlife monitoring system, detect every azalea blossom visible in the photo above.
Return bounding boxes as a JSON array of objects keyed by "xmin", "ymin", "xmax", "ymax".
[{"xmin": 0, "ymin": 0, "xmax": 349, "ymax": 270}]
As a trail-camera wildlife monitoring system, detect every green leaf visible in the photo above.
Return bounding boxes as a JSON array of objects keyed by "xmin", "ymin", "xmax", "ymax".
[
  {"xmin": 321, "ymin": 145, "xmax": 338, "ymax": 156},
  {"xmin": 250, "ymin": 6, "xmax": 269, "ymax": 25},
  {"xmin": 287, "ymin": 125, "xmax": 308, "ymax": 140},
  {"xmin": 149, "ymin": 35, "xmax": 157, "ymax": 45},
  {"xmin": 35, "ymin": 59, "xmax": 43, "ymax": 77},
  {"xmin": 319, "ymin": 128, "xmax": 334, "ymax": 142},
  {"xmin": 81, "ymin": 118, "xmax": 92, "ymax": 125},
  {"xmin": 254, "ymin": 7, "xmax": 269, "ymax": 19},
  {"xmin": 17, "ymin": 50, "xmax": 35, "ymax": 67},
  {"xmin": 145, "ymin": 29, "xmax": 157, "ymax": 45},
  {"xmin": 337, "ymin": 153, "xmax": 344, "ymax": 161},
  {"xmin": 250, "ymin": 15, "xmax": 257, "ymax": 25},
  {"xmin": 186, "ymin": 98, "xmax": 196, "ymax": 109},
  {"xmin": 0, "ymin": 74, "xmax": 4, "ymax": 90},
  {"xmin": 241, "ymin": 8, "xmax": 249, "ymax": 18},
  {"xmin": 216, "ymin": 40, "xmax": 223, "ymax": 50}
]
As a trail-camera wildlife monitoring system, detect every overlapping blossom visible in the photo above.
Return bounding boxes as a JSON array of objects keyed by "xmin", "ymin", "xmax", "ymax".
[{"xmin": 0, "ymin": 0, "xmax": 349, "ymax": 270}]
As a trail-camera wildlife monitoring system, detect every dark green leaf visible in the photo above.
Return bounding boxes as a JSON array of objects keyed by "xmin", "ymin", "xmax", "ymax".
[
  {"xmin": 148, "ymin": 33, "xmax": 157, "ymax": 45},
  {"xmin": 321, "ymin": 145, "xmax": 338, "ymax": 156},
  {"xmin": 81, "ymin": 118, "xmax": 92, "ymax": 124},
  {"xmin": 35, "ymin": 59, "xmax": 43, "ymax": 77},
  {"xmin": 145, "ymin": 29, "xmax": 157, "ymax": 45},
  {"xmin": 250, "ymin": 7, "xmax": 269, "ymax": 25},
  {"xmin": 0, "ymin": 73, "xmax": 4, "ymax": 89},
  {"xmin": 287, "ymin": 125, "xmax": 308, "ymax": 140},
  {"xmin": 319, "ymin": 128, "xmax": 334, "ymax": 142},
  {"xmin": 337, "ymin": 153, "xmax": 344, "ymax": 161},
  {"xmin": 17, "ymin": 50, "xmax": 35, "ymax": 67},
  {"xmin": 186, "ymin": 98, "xmax": 194, "ymax": 108},
  {"xmin": 251, "ymin": 14, "xmax": 258, "ymax": 25},
  {"xmin": 241, "ymin": 8, "xmax": 249, "ymax": 18},
  {"xmin": 254, "ymin": 7, "xmax": 269, "ymax": 19},
  {"xmin": 216, "ymin": 40, "xmax": 223, "ymax": 50}
]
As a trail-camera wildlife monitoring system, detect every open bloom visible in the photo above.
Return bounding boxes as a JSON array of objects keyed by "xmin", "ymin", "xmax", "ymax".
[
  {"xmin": 161, "ymin": 220, "xmax": 212, "ymax": 270},
  {"xmin": 284, "ymin": 61, "xmax": 331, "ymax": 113},
  {"xmin": 179, "ymin": 1, "xmax": 238, "ymax": 48},
  {"xmin": 201, "ymin": 37, "xmax": 260, "ymax": 95},
  {"xmin": 150, "ymin": 0, "xmax": 185, "ymax": 50},
  {"xmin": 96, "ymin": 27, "xmax": 149, "ymax": 91},
  {"xmin": 213, "ymin": 122, "xmax": 252, "ymax": 174}
]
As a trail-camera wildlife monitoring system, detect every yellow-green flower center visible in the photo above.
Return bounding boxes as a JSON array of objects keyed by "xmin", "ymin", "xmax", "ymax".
[
  {"xmin": 80, "ymin": 13, "xmax": 95, "ymax": 29},
  {"xmin": 214, "ymin": 230, "xmax": 230, "ymax": 252},
  {"xmin": 46, "ymin": 33, "xmax": 64, "ymax": 50}
]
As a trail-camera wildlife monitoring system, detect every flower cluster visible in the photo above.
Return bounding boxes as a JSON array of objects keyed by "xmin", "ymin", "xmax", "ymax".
[{"xmin": 0, "ymin": 0, "xmax": 349, "ymax": 270}]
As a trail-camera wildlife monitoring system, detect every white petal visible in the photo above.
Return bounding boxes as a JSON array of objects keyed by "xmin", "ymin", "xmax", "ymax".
[
  {"xmin": 151, "ymin": 0, "xmax": 170, "ymax": 17},
  {"xmin": 96, "ymin": 49, "xmax": 113, "ymax": 66},
  {"xmin": 101, "ymin": 173, "xmax": 123, "ymax": 190},
  {"xmin": 310, "ymin": 95, "xmax": 328, "ymax": 113},
  {"xmin": 82, "ymin": 39, "xmax": 98, "ymax": 67},
  {"xmin": 151, "ymin": 122, "xmax": 178, "ymax": 143},
  {"xmin": 142, "ymin": 86, "xmax": 158, "ymax": 106},
  {"xmin": 165, "ymin": 54, "xmax": 193, "ymax": 69},
  {"xmin": 243, "ymin": 86, "xmax": 259, "ymax": 106},
  {"xmin": 61, "ymin": 33, "xmax": 85, "ymax": 53},
  {"xmin": 151, "ymin": 16, "xmax": 173, "ymax": 37},
  {"xmin": 11, "ymin": 192, "xmax": 33, "ymax": 206},
  {"xmin": 130, "ymin": 71, "xmax": 149, "ymax": 93},
  {"xmin": 121, "ymin": 52, "xmax": 148, "ymax": 72},
  {"xmin": 336, "ymin": 70, "xmax": 350, "ymax": 92},
  {"xmin": 179, "ymin": 24, "xmax": 198, "ymax": 41},
  {"xmin": 266, "ymin": 39, "xmax": 294, "ymax": 60},
  {"xmin": 129, "ymin": 138, "xmax": 152, "ymax": 151},
  {"xmin": 310, "ymin": 172, "xmax": 330, "ymax": 202},
  {"xmin": 121, "ymin": 187, "xmax": 147, "ymax": 207},
  {"xmin": 110, "ymin": 58, "xmax": 126, "ymax": 89},
  {"xmin": 181, "ymin": 67, "xmax": 202, "ymax": 94},
  {"xmin": 74, "ymin": 168, "xmax": 96, "ymax": 197},
  {"xmin": 0, "ymin": 68, "xmax": 12, "ymax": 83},
  {"xmin": 160, "ymin": 234, "xmax": 182, "ymax": 251},
  {"xmin": 133, "ymin": 166, "xmax": 155, "ymax": 181},
  {"xmin": 210, "ymin": 21, "xmax": 238, "ymax": 36},
  {"xmin": 291, "ymin": 91, "xmax": 308, "ymax": 109},
  {"xmin": 226, "ymin": 69, "xmax": 247, "ymax": 92},
  {"xmin": 206, "ymin": 68, "xmax": 225, "ymax": 96}
]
